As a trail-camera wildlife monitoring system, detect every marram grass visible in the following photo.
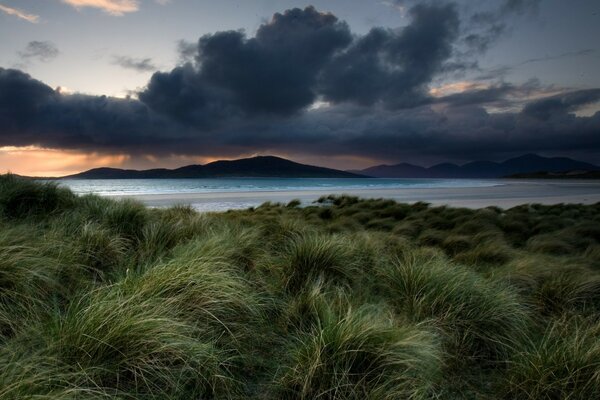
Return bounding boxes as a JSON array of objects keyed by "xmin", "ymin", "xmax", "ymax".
[{"xmin": 1, "ymin": 174, "xmax": 599, "ymax": 399}]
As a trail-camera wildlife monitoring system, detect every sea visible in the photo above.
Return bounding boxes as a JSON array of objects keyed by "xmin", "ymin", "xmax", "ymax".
[
  {"xmin": 55, "ymin": 178, "xmax": 503, "ymax": 211},
  {"xmin": 59, "ymin": 178, "xmax": 499, "ymax": 196}
]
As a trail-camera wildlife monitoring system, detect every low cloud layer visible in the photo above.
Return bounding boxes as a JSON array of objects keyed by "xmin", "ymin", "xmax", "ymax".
[{"xmin": 1, "ymin": 3, "xmax": 599, "ymax": 167}]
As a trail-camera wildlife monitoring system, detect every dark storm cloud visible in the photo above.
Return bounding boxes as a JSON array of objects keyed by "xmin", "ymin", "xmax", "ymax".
[
  {"xmin": 0, "ymin": 68, "xmax": 55, "ymax": 128},
  {"xmin": 1, "ymin": 4, "xmax": 600, "ymax": 165},
  {"xmin": 201, "ymin": 99, "xmax": 600, "ymax": 165},
  {"xmin": 0, "ymin": 68, "xmax": 188, "ymax": 152},
  {"xmin": 318, "ymin": 3, "xmax": 459, "ymax": 108},
  {"xmin": 176, "ymin": 40, "xmax": 197, "ymax": 63},
  {"xmin": 141, "ymin": 3, "xmax": 460, "ymax": 122},
  {"xmin": 522, "ymin": 89, "xmax": 600, "ymax": 120},
  {"xmin": 385, "ymin": 0, "xmax": 543, "ymax": 81},
  {"xmin": 235, "ymin": 95, "xmax": 600, "ymax": 163},
  {"xmin": 18, "ymin": 41, "xmax": 59, "ymax": 62},
  {"xmin": 140, "ymin": 6, "xmax": 352, "ymax": 123},
  {"xmin": 112, "ymin": 55, "xmax": 157, "ymax": 72},
  {"xmin": 1, "ymin": 66, "xmax": 600, "ymax": 163}
]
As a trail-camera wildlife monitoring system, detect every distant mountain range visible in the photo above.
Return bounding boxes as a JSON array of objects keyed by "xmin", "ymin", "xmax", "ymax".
[
  {"xmin": 357, "ymin": 154, "xmax": 600, "ymax": 178},
  {"xmin": 58, "ymin": 153, "xmax": 600, "ymax": 180},
  {"xmin": 63, "ymin": 156, "xmax": 364, "ymax": 179}
]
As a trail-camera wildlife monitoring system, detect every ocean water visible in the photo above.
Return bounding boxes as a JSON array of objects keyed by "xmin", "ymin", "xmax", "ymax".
[{"xmin": 59, "ymin": 178, "xmax": 500, "ymax": 196}]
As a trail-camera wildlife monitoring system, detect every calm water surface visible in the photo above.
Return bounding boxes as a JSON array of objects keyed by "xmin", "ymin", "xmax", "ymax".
[{"xmin": 58, "ymin": 178, "xmax": 502, "ymax": 196}]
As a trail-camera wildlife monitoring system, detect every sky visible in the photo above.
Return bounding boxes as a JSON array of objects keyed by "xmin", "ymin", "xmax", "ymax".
[{"xmin": 1, "ymin": 0, "xmax": 599, "ymax": 176}]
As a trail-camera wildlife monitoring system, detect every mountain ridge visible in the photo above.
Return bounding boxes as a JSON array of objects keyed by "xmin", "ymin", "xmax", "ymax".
[
  {"xmin": 62, "ymin": 156, "xmax": 365, "ymax": 179},
  {"xmin": 359, "ymin": 154, "xmax": 600, "ymax": 178},
  {"xmin": 57, "ymin": 154, "xmax": 600, "ymax": 179}
]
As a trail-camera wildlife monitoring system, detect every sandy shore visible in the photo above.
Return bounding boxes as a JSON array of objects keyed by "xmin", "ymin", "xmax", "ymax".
[{"xmin": 113, "ymin": 180, "xmax": 600, "ymax": 211}]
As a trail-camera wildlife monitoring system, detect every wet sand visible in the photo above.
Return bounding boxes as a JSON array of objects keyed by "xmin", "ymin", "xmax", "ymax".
[{"xmin": 114, "ymin": 180, "xmax": 600, "ymax": 211}]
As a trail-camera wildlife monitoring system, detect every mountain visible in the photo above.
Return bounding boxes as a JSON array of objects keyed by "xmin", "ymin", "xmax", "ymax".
[
  {"xmin": 359, "ymin": 154, "xmax": 600, "ymax": 178},
  {"xmin": 63, "ymin": 156, "xmax": 365, "ymax": 179}
]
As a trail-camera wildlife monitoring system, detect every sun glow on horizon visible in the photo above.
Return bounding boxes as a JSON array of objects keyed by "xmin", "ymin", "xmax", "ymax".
[
  {"xmin": 0, "ymin": 146, "xmax": 386, "ymax": 176},
  {"xmin": 0, "ymin": 146, "xmax": 130, "ymax": 177}
]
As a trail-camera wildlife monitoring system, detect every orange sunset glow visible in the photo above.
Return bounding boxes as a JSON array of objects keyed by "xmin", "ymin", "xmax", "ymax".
[{"xmin": 0, "ymin": 146, "xmax": 131, "ymax": 176}]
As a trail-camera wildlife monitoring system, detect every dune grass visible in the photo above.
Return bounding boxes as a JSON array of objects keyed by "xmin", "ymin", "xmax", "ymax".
[
  {"xmin": 379, "ymin": 249, "xmax": 530, "ymax": 368},
  {"xmin": 1, "ymin": 174, "xmax": 599, "ymax": 398},
  {"xmin": 276, "ymin": 295, "xmax": 440, "ymax": 399}
]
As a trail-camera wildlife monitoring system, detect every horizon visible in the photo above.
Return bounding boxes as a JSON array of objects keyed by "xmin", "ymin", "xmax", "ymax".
[
  {"xmin": 11, "ymin": 152, "xmax": 598, "ymax": 179},
  {"xmin": 1, "ymin": 0, "xmax": 600, "ymax": 176}
]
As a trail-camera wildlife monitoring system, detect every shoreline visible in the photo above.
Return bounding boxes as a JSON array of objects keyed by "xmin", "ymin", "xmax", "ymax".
[{"xmin": 110, "ymin": 180, "xmax": 600, "ymax": 211}]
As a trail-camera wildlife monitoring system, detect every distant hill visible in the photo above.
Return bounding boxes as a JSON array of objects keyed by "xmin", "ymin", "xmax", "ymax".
[
  {"xmin": 506, "ymin": 170, "xmax": 600, "ymax": 179},
  {"xmin": 63, "ymin": 156, "xmax": 365, "ymax": 179},
  {"xmin": 360, "ymin": 154, "xmax": 600, "ymax": 178}
]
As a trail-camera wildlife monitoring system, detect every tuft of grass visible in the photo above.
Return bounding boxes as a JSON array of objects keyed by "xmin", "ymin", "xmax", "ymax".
[
  {"xmin": 134, "ymin": 211, "xmax": 214, "ymax": 264},
  {"xmin": 287, "ymin": 199, "xmax": 302, "ymax": 208},
  {"xmin": 101, "ymin": 198, "xmax": 149, "ymax": 240},
  {"xmin": 126, "ymin": 238, "xmax": 263, "ymax": 333},
  {"xmin": 440, "ymin": 234, "xmax": 473, "ymax": 256},
  {"xmin": 417, "ymin": 229, "xmax": 446, "ymax": 247},
  {"xmin": 504, "ymin": 316, "xmax": 600, "ymax": 399},
  {"xmin": 0, "ymin": 175, "xmax": 75, "ymax": 219},
  {"xmin": 379, "ymin": 249, "xmax": 530, "ymax": 364},
  {"xmin": 276, "ymin": 294, "xmax": 440, "ymax": 399},
  {"xmin": 453, "ymin": 236, "xmax": 513, "ymax": 266},
  {"xmin": 531, "ymin": 270, "xmax": 600, "ymax": 317},
  {"xmin": 47, "ymin": 288, "xmax": 236, "ymax": 398},
  {"xmin": 275, "ymin": 232, "xmax": 361, "ymax": 293},
  {"xmin": 75, "ymin": 221, "xmax": 129, "ymax": 279},
  {"xmin": 0, "ymin": 226, "xmax": 67, "ymax": 338},
  {"xmin": 526, "ymin": 234, "xmax": 576, "ymax": 255}
]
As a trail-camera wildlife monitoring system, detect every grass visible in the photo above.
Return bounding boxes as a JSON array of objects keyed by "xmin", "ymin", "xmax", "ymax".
[
  {"xmin": 276, "ymin": 297, "xmax": 440, "ymax": 399},
  {"xmin": 504, "ymin": 316, "xmax": 600, "ymax": 399},
  {"xmin": 0, "ymin": 176, "xmax": 599, "ymax": 398},
  {"xmin": 379, "ymin": 249, "xmax": 530, "ymax": 365}
]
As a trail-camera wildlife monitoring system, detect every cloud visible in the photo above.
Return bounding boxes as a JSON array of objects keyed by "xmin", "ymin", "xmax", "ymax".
[
  {"xmin": 141, "ymin": 3, "xmax": 460, "ymax": 125},
  {"xmin": 0, "ymin": 68, "xmax": 184, "ymax": 153},
  {"xmin": 61, "ymin": 0, "xmax": 139, "ymax": 16},
  {"xmin": 2, "ymin": 66, "xmax": 600, "ymax": 166},
  {"xmin": 0, "ymin": 3, "xmax": 39, "ymax": 23},
  {"xmin": 18, "ymin": 41, "xmax": 60, "ymax": 63},
  {"xmin": 522, "ymin": 89, "xmax": 600, "ymax": 120},
  {"xmin": 319, "ymin": 3, "xmax": 459, "ymax": 108},
  {"xmin": 112, "ymin": 55, "xmax": 157, "ymax": 72},
  {"xmin": 140, "ymin": 6, "xmax": 352, "ymax": 124},
  {"xmin": 1, "ymin": 4, "xmax": 600, "ymax": 167},
  {"xmin": 464, "ymin": 0, "xmax": 540, "ymax": 54}
]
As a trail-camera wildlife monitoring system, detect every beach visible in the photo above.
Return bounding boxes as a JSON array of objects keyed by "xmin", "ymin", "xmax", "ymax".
[{"xmin": 114, "ymin": 180, "xmax": 600, "ymax": 211}]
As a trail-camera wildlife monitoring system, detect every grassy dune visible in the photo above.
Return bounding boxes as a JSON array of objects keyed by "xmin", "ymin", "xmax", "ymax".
[{"xmin": 1, "ymin": 174, "xmax": 599, "ymax": 399}]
